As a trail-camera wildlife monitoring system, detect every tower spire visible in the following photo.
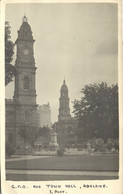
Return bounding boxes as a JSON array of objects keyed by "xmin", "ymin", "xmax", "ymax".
[
  {"xmin": 63, "ymin": 77, "xmax": 65, "ymax": 84},
  {"xmin": 22, "ymin": 15, "xmax": 28, "ymax": 22}
]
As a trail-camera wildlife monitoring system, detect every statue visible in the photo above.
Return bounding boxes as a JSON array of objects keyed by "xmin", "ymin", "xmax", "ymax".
[{"xmin": 49, "ymin": 126, "xmax": 59, "ymax": 150}]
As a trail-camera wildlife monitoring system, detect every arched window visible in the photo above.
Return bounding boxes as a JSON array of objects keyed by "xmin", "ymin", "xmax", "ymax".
[
  {"xmin": 22, "ymin": 30, "xmax": 27, "ymax": 37},
  {"xmin": 8, "ymin": 112, "xmax": 14, "ymax": 124},
  {"xmin": 25, "ymin": 30, "xmax": 27, "ymax": 37},
  {"xmin": 23, "ymin": 77, "xmax": 29, "ymax": 89}
]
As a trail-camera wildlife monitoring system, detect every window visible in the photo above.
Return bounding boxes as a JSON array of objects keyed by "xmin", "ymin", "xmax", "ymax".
[
  {"xmin": 23, "ymin": 77, "xmax": 29, "ymax": 89},
  {"xmin": 8, "ymin": 133, "xmax": 13, "ymax": 143},
  {"xmin": 9, "ymin": 113, "xmax": 13, "ymax": 123},
  {"xmin": 25, "ymin": 30, "xmax": 27, "ymax": 37},
  {"xmin": 24, "ymin": 110, "xmax": 30, "ymax": 122},
  {"xmin": 22, "ymin": 30, "xmax": 27, "ymax": 37},
  {"xmin": 8, "ymin": 112, "xmax": 14, "ymax": 124},
  {"xmin": 64, "ymin": 110, "xmax": 67, "ymax": 114}
]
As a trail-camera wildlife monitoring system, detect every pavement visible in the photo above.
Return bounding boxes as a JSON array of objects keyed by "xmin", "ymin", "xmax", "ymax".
[
  {"xmin": 6, "ymin": 155, "xmax": 52, "ymax": 162},
  {"xmin": 6, "ymin": 169, "xmax": 118, "ymax": 176},
  {"xmin": 5, "ymin": 154, "xmax": 119, "ymax": 180}
]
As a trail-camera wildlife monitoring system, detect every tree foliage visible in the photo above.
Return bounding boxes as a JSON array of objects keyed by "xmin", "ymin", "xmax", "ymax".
[
  {"xmin": 38, "ymin": 126, "xmax": 50, "ymax": 137},
  {"xmin": 73, "ymin": 82, "xmax": 118, "ymax": 139},
  {"xmin": 5, "ymin": 21, "xmax": 15, "ymax": 86},
  {"xmin": 18, "ymin": 125, "xmax": 38, "ymax": 147}
]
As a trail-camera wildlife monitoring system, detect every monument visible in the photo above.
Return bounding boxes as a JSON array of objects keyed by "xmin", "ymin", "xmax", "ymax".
[{"xmin": 49, "ymin": 127, "xmax": 59, "ymax": 150}]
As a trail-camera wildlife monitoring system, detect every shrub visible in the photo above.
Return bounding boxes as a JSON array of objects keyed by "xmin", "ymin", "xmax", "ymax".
[
  {"xmin": 6, "ymin": 143, "xmax": 15, "ymax": 157},
  {"xmin": 57, "ymin": 148, "xmax": 65, "ymax": 157}
]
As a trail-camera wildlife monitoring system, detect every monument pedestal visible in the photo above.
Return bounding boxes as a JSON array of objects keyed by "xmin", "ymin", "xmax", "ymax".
[{"xmin": 49, "ymin": 130, "xmax": 59, "ymax": 150}]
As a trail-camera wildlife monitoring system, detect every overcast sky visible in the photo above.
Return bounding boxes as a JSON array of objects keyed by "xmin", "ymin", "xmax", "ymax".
[{"xmin": 5, "ymin": 3, "xmax": 118, "ymax": 123}]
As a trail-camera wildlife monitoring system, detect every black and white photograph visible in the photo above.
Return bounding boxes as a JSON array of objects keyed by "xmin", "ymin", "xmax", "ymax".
[{"xmin": 4, "ymin": 2, "xmax": 119, "ymax": 182}]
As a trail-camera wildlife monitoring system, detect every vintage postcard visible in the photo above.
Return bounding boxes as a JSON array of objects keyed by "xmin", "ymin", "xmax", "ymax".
[{"xmin": 0, "ymin": 0, "xmax": 123, "ymax": 193}]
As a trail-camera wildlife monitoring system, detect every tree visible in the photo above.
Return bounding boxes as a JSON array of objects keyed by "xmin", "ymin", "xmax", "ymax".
[
  {"xmin": 5, "ymin": 21, "xmax": 15, "ymax": 86},
  {"xmin": 38, "ymin": 126, "xmax": 50, "ymax": 137},
  {"xmin": 73, "ymin": 82, "xmax": 118, "ymax": 140},
  {"xmin": 18, "ymin": 125, "xmax": 38, "ymax": 148}
]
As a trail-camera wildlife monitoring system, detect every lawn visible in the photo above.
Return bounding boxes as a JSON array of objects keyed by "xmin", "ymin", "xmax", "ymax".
[{"xmin": 6, "ymin": 154, "xmax": 119, "ymax": 171}]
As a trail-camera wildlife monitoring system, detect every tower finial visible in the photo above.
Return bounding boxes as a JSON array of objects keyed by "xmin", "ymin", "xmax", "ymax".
[
  {"xmin": 63, "ymin": 77, "xmax": 65, "ymax": 84},
  {"xmin": 22, "ymin": 15, "xmax": 28, "ymax": 22}
]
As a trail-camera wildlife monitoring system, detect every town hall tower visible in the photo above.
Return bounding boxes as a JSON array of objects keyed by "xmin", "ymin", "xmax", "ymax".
[
  {"xmin": 55, "ymin": 80, "xmax": 78, "ymax": 147},
  {"xmin": 58, "ymin": 80, "xmax": 71, "ymax": 122}
]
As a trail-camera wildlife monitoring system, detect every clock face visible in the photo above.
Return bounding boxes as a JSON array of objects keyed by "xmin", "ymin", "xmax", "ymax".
[{"xmin": 23, "ymin": 49, "xmax": 29, "ymax": 55}]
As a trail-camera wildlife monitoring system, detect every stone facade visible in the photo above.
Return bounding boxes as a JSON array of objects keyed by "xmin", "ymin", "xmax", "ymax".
[
  {"xmin": 6, "ymin": 16, "xmax": 38, "ymax": 148},
  {"xmin": 5, "ymin": 99, "xmax": 16, "ymax": 146}
]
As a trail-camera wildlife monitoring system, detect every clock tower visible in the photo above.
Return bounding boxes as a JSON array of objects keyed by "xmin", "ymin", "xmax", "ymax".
[
  {"xmin": 13, "ymin": 16, "xmax": 38, "ymax": 145},
  {"xmin": 58, "ymin": 80, "xmax": 71, "ymax": 122}
]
